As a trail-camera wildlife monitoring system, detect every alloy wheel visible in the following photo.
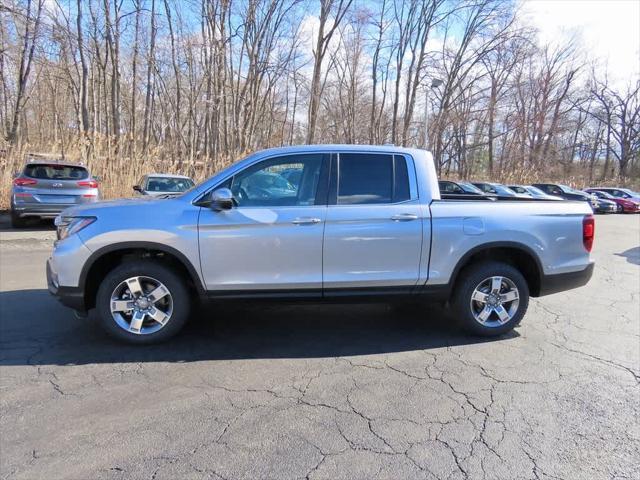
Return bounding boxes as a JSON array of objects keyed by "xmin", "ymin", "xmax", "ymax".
[
  {"xmin": 110, "ymin": 276, "xmax": 173, "ymax": 334},
  {"xmin": 469, "ymin": 276, "xmax": 519, "ymax": 327}
]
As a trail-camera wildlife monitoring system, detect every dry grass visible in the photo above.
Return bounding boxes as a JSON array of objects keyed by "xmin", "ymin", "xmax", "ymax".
[
  {"xmin": 1, "ymin": 137, "xmax": 637, "ymax": 210},
  {"xmin": 1, "ymin": 137, "xmax": 238, "ymax": 210}
]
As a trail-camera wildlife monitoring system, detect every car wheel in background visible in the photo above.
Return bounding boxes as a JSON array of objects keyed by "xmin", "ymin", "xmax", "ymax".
[
  {"xmin": 451, "ymin": 261, "xmax": 529, "ymax": 337},
  {"xmin": 95, "ymin": 260, "xmax": 191, "ymax": 344}
]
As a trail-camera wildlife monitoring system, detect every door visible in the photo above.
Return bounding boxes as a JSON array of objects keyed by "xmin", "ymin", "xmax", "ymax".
[
  {"xmin": 198, "ymin": 153, "xmax": 329, "ymax": 293},
  {"xmin": 323, "ymin": 152, "xmax": 424, "ymax": 290}
]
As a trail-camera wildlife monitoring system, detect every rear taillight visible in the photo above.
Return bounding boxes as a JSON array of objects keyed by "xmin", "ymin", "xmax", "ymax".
[
  {"xmin": 13, "ymin": 178, "xmax": 37, "ymax": 186},
  {"xmin": 583, "ymin": 215, "xmax": 595, "ymax": 252},
  {"xmin": 78, "ymin": 180, "xmax": 99, "ymax": 188}
]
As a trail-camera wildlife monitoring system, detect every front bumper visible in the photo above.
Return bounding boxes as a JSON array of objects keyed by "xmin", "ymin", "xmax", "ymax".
[
  {"xmin": 537, "ymin": 262, "xmax": 595, "ymax": 296},
  {"xmin": 595, "ymin": 206, "xmax": 617, "ymax": 214},
  {"xmin": 47, "ymin": 258, "xmax": 87, "ymax": 312}
]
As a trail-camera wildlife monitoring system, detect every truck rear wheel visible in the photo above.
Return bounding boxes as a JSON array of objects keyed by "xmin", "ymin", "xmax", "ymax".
[
  {"xmin": 95, "ymin": 260, "xmax": 191, "ymax": 344},
  {"xmin": 452, "ymin": 261, "xmax": 529, "ymax": 336}
]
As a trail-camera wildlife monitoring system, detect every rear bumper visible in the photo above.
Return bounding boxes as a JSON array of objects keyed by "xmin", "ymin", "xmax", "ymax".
[
  {"xmin": 537, "ymin": 262, "xmax": 594, "ymax": 296},
  {"xmin": 13, "ymin": 204, "xmax": 72, "ymax": 218},
  {"xmin": 12, "ymin": 196, "xmax": 99, "ymax": 218},
  {"xmin": 47, "ymin": 258, "xmax": 86, "ymax": 312}
]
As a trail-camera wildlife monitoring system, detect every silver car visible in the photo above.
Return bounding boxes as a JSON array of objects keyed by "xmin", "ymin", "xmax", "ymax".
[
  {"xmin": 47, "ymin": 145, "xmax": 594, "ymax": 344},
  {"xmin": 133, "ymin": 174, "xmax": 195, "ymax": 197},
  {"xmin": 10, "ymin": 160, "xmax": 100, "ymax": 227}
]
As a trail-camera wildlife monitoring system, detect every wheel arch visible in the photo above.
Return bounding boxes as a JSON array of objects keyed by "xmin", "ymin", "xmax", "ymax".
[
  {"xmin": 449, "ymin": 242, "xmax": 543, "ymax": 297},
  {"xmin": 80, "ymin": 242, "xmax": 205, "ymax": 310}
]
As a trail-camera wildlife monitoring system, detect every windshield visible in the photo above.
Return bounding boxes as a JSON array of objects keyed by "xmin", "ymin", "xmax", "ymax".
[
  {"xmin": 593, "ymin": 190, "xmax": 614, "ymax": 199},
  {"xmin": 459, "ymin": 182, "xmax": 484, "ymax": 194},
  {"xmin": 492, "ymin": 184, "xmax": 517, "ymax": 196},
  {"xmin": 526, "ymin": 186, "xmax": 547, "ymax": 196},
  {"xmin": 146, "ymin": 177, "xmax": 195, "ymax": 193},
  {"xmin": 24, "ymin": 164, "xmax": 88, "ymax": 180},
  {"xmin": 559, "ymin": 184, "xmax": 583, "ymax": 195},
  {"xmin": 508, "ymin": 186, "xmax": 527, "ymax": 194}
]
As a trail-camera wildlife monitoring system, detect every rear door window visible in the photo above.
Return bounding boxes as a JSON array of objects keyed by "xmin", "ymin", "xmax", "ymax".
[
  {"xmin": 337, "ymin": 153, "xmax": 411, "ymax": 205},
  {"xmin": 24, "ymin": 164, "xmax": 88, "ymax": 180}
]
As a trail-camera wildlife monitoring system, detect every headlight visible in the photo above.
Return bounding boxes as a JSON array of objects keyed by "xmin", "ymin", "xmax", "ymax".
[{"xmin": 54, "ymin": 216, "xmax": 96, "ymax": 240}]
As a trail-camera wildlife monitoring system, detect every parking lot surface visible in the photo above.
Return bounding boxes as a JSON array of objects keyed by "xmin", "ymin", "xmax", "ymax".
[{"xmin": 1, "ymin": 214, "xmax": 639, "ymax": 480}]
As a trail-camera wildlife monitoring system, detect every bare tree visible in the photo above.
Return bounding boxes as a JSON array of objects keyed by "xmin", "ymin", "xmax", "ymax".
[
  {"xmin": 306, "ymin": 0, "xmax": 354, "ymax": 143},
  {"xmin": 5, "ymin": 0, "xmax": 44, "ymax": 144}
]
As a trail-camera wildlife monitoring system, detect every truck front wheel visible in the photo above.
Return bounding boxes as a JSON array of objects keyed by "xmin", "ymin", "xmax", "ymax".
[
  {"xmin": 95, "ymin": 260, "xmax": 192, "ymax": 344},
  {"xmin": 452, "ymin": 261, "xmax": 529, "ymax": 336}
]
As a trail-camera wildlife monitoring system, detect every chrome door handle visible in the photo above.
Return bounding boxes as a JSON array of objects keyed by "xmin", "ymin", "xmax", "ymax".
[
  {"xmin": 292, "ymin": 217, "xmax": 322, "ymax": 225},
  {"xmin": 391, "ymin": 213, "xmax": 418, "ymax": 221}
]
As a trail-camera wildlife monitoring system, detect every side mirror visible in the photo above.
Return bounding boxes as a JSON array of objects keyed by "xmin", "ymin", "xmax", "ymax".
[
  {"xmin": 210, "ymin": 188, "xmax": 234, "ymax": 211},
  {"xmin": 133, "ymin": 185, "xmax": 142, "ymax": 193}
]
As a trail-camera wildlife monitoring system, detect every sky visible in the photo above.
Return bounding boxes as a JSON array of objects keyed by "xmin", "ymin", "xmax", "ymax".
[{"xmin": 520, "ymin": 0, "xmax": 640, "ymax": 88}]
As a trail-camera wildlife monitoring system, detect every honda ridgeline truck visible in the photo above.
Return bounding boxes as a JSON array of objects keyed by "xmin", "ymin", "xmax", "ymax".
[{"xmin": 47, "ymin": 145, "xmax": 595, "ymax": 344}]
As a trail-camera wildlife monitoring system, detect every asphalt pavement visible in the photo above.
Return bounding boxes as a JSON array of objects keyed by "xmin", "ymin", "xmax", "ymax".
[{"xmin": 1, "ymin": 214, "xmax": 638, "ymax": 480}]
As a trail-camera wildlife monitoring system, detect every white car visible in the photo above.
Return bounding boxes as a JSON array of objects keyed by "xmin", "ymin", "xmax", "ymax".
[{"xmin": 133, "ymin": 174, "xmax": 195, "ymax": 197}]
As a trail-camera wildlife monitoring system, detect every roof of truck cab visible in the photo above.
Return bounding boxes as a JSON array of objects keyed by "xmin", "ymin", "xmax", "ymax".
[{"xmin": 250, "ymin": 144, "xmax": 429, "ymax": 156}]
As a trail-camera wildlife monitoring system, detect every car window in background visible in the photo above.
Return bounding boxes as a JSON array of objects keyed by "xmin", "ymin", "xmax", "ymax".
[
  {"xmin": 24, "ymin": 164, "xmax": 89, "ymax": 180},
  {"xmin": 145, "ymin": 177, "xmax": 195, "ymax": 192},
  {"xmin": 230, "ymin": 154, "xmax": 323, "ymax": 207},
  {"xmin": 559, "ymin": 184, "xmax": 581, "ymax": 194},
  {"xmin": 594, "ymin": 191, "xmax": 614, "ymax": 199},
  {"xmin": 492, "ymin": 184, "xmax": 516, "ymax": 196},
  {"xmin": 612, "ymin": 189, "xmax": 631, "ymax": 198},
  {"xmin": 527, "ymin": 186, "xmax": 548, "ymax": 196},
  {"xmin": 544, "ymin": 185, "xmax": 562, "ymax": 195},
  {"xmin": 508, "ymin": 186, "xmax": 528, "ymax": 194},
  {"xmin": 338, "ymin": 153, "xmax": 411, "ymax": 205},
  {"xmin": 459, "ymin": 182, "xmax": 484, "ymax": 194},
  {"xmin": 439, "ymin": 181, "xmax": 464, "ymax": 194}
]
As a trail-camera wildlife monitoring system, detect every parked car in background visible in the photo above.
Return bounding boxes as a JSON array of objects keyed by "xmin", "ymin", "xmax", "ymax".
[
  {"xmin": 48, "ymin": 145, "xmax": 595, "ymax": 344},
  {"xmin": 585, "ymin": 187, "xmax": 640, "ymax": 205},
  {"xmin": 584, "ymin": 188, "xmax": 640, "ymax": 213},
  {"xmin": 133, "ymin": 174, "xmax": 195, "ymax": 197},
  {"xmin": 532, "ymin": 183, "xmax": 598, "ymax": 211},
  {"xmin": 438, "ymin": 180, "xmax": 486, "ymax": 196},
  {"xmin": 472, "ymin": 182, "xmax": 527, "ymax": 198},
  {"xmin": 10, "ymin": 160, "xmax": 100, "ymax": 227},
  {"xmin": 591, "ymin": 196, "xmax": 618, "ymax": 214},
  {"xmin": 523, "ymin": 185, "xmax": 563, "ymax": 200},
  {"xmin": 505, "ymin": 185, "xmax": 532, "ymax": 197},
  {"xmin": 508, "ymin": 185, "xmax": 562, "ymax": 200}
]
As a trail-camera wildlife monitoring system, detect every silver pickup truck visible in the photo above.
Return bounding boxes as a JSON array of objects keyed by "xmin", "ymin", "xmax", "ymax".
[{"xmin": 47, "ymin": 145, "xmax": 595, "ymax": 344}]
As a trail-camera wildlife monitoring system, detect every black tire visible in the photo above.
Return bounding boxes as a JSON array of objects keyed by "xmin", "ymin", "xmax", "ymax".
[
  {"xmin": 451, "ymin": 261, "xmax": 529, "ymax": 337},
  {"xmin": 95, "ymin": 260, "xmax": 192, "ymax": 344},
  {"xmin": 10, "ymin": 210, "xmax": 28, "ymax": 228}
]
